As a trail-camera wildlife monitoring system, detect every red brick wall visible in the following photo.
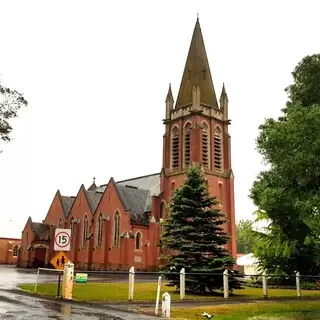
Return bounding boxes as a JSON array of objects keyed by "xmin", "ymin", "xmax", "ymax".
[
  {"xmin": 0, "ymin": 238, "xmax": 21, "ymax": 265},
  {"xmin": 19, "ymin": 219, "xmax": 35, "ymax": 267},
  {"xmin": 43, "ymin": 192, "xmax": 66, "ymax": 226},
  {"xmin": 161, "ymin": 114, "xmax": 237, "ymax": 259},
  {"xmin": 43, "ymin": 192, "xmax": 67, "ymax": 261},
  {"xmin": 67, "ymin": 186, "xmax": 92, "ymax": 269}
]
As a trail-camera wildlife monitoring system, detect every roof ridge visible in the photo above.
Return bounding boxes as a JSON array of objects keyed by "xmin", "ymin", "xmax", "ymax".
[{"xmin": 116, "ymin": 172, "xmax": 160, "ymax": 184}]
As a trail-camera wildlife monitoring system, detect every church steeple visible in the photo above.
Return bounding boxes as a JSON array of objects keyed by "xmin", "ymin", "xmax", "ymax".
[{"xmin": 175, "ymin": 18, "xmax": 218, "ymax": 109}]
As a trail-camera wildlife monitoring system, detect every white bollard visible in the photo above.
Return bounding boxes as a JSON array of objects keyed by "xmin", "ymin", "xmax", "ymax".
[
  {"xmin": 296, "ymin": 271, "xmax": 301, "ymax": 297},
  {"xmin": 34, "ymin": 268, "xmax": 40, "ymax": 293},
  {"xmin": 62, "ymin": 262, "xmax": 74, "ymax": 300},
  {"xmin": 128, "ymin": 266, "xmax": 135, "ymax": 301},
  {"xmin": 155, "ymin": 276, "xmax": 162, "ymax": 315},
  {"xmin": 223, "ymin": 269, "xmax": 229, "ymax": 299},
  {"xmin": 180, "ymin": 268, "xmax": 186, "ymax": 300},
  {"xmin": 162, "ymin": 292, "xmax": 171, "ymax": 318},
  {"xmin": 262, "ymin": 270, "xmax": 267, "ymax": 298}
]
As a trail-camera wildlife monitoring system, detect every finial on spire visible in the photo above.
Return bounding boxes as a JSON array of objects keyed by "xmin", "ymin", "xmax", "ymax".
[
  {"xmin": 197, "ymin": 11, "xmax": 199, "ymax": 20},
  {"xmin": 93, "ymin": 176, "xmax": 96, "ymax": 184}
]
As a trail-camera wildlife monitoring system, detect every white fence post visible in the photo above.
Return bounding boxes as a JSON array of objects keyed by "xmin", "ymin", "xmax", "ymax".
[
  {"xmin": 180, "ymin": 268, "xmax": 186, "ymax": 300},
  {"xmin": 62, "ymin": 262, "xmax": 74, "ymax": 300},
  {"xmin": 262, "ymin": 270, "xmax": 267, "ymax": 298},
  {"xmin": 34, "ymin": 268, "xmax": 40, "ymax": 293},
  {"xmin": 128, "ymin": 266, "xmax": 135, "ymax": 301},
  {"xmin": 162, "ymin": 292, "xmax": 171, "ymax": 318},
  {"xmin": 155, "ymin": 276, "xmax": 162, "ymax": 315},
  {"xmin": 223, "ymin": 269, "xmax": 229, "ymax": 299},
  {"xmin": 296, "ymin": 271, "xmax": 301, "ymax": 297}
]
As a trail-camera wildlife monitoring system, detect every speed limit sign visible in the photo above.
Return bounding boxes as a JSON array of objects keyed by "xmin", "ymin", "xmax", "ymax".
[{"xmin": 54, "ymin": 228, "xmax": 71, "ymax": 251}]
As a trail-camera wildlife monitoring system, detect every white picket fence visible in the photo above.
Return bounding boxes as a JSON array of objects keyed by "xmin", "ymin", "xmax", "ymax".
[{"xmin": 127, "ymin": 266, "xmax": 304, "ymax": 317}]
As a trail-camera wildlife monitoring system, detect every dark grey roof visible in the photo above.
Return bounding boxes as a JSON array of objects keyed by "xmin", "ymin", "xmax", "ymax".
[
  {"xmin": 86, "ymin": 190, "xmax": 103, "ymax": 213},
  {"xmin": 116, "ymin": 185, "xmax": 149, "ymax": 225},
  {"xmin": 88, "ymin": 183, "xmax": 97, "ymax": 191},
  {"xmin": 30, "ymin": 222, "xmax": 50, "ymax": 241},
  {"xmin": 88, "ymin": 173, "xmax": 161, "ymax": 224},
  {"xmin": 60, "ymin": 196, "xmax": 75, "ymax": 217},
  {"xmin": 117, "ymin": 173, "xmax": 160, "ymax": 190}
]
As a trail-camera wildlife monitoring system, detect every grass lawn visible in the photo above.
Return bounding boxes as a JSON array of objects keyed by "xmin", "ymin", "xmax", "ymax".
[
  {"xmin": 18, "ymin": 282, "xmax": 320, "ymax": 302},
  {"xmin": 168, "ymin": 301, "xmax": 320, "ymax": 319}
]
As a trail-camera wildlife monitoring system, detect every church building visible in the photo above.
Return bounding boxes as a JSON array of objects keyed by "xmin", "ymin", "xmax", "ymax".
[{"xmin": 18, "ymin": 18, "xmax": 237, "ymax": 270}]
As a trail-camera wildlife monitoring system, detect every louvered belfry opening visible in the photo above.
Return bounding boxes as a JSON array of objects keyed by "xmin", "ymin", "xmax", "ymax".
[
  {"xmin": 171, "ymin": 127, "xmax": 180, "ymax": 170},
  {"xmin": 184, "ymin": 123, "xmax": 191, "ymax": 167},
  {"xmin": 202, "ymin": 123, "xmax": 209, "ymax": 168},
  {"xmin": 214, "ymin": 128, "xmax": 223, "ymax": 170}
]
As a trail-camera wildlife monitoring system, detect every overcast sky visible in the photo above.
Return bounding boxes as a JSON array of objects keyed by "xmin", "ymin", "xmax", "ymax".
[{"xmin": 0, "ymin": 0, "xmax": 319, "ymax": 238}]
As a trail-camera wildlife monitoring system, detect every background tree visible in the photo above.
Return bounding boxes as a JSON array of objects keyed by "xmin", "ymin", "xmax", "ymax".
[
  {"xmin": 0, "ymin": 82, "xmax": 28, "ymax": 143},
  {"xmin": 236, "ymin": 219, "xmax": 257, "ymax": 254},
  {"xmin": 161, "ymin": 166, "xmax": 242, "ymax": 294},
  {"xmin": 250, "ymin": 54, "xmax": 320, "ymax": 275}
]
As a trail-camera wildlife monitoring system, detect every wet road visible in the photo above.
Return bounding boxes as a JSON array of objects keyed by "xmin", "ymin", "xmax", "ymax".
[{"xmin": 0, "ymin": 266, "xmax": 156, "ymax": 320}]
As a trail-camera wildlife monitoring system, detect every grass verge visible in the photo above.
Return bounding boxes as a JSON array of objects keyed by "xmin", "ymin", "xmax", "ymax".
[
  {"xmin": 18, "ymin": 282, "xmax": 320, "ymax": 302},
  {"xmin": 166, "ymin": 301, "xmax": 320, "ymax": 319}
]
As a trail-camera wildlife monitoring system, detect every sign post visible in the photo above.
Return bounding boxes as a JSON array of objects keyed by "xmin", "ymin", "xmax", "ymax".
[{"xmin": 54, "ymin": 229, "xmax": 71, "ymax": 252}]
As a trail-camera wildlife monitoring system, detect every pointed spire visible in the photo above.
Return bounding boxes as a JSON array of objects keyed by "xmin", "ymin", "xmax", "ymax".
[
  {"xmin": 219, "ymin": 83, "xmax": 229, "ymax": 121},
  {"xmin": 165, "ymin": 83, "xmax": 174, "ymax": 103},
  {"xmin": 165, "ymin": 83, "xmax": 174, "ymax": 120},
  {"xmin": 219, "ymin": 83, "xmax": 229, "ymax": 104},
  {"xmin": 175, "ymin": 18, "xmax": 218, "ymax": 109}
]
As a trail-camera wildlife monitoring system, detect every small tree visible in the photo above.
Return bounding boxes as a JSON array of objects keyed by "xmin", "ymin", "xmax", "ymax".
[
  {"xmin": 0, "ymin": 83, "xmax": 28, "ymax": 144},
  {"xmin": 161, "ymin": 166, "xmax": 242, "ymax": 295},
  {"xmin": 236, "ymin": 219, "xmax": 257, "ymax": 254}
]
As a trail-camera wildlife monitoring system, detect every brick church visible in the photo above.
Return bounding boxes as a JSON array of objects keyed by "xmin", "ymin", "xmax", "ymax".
[{"xmin": 18, "ymin": 18, "xmax": 237, "ymax": 270}]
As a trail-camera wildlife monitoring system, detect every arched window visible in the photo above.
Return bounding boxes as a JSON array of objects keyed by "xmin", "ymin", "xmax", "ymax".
[
  {"xmin": 113, "ymin": 211, "xmax": 120, "ymax": 247},
  {"xmin": 171, "ymin": 126, "xmax": 180, "ymax": 170},
  {"xmin": 82, "ymin": 215, "xmax": 88, "ymax": 248},
  {"xmin": 58, "ymin": 218, "xmax": 63, "ymax": 228},
  {"xmin": 13, "ymin": 245, "xmax": 18, "ymax": 257},
  {"xmin": 183, "ymin": 122, "xmax": 191, "ymax": 167},
  {"xmin": 214, "ymin": 127, "xmax": 223, "ymax": 170},
  {"xmin": 135, "ymin": 232, "xmax": 142, "ymax": 250},
  {"xmin": 97, "ymin": 213, "xmax": 103, "ymax": 247},
  {"xmin": 160, "ymin": 202, "xmax": 166, "ymax": 219},
  {"xmin": 202, "ymin": 122, "xmax": 210, "ymax": 168}
]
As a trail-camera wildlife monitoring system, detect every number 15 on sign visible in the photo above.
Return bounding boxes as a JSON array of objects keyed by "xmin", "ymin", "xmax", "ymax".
[{"xmin": 54, "ymin": 228, "xmax": 71, "ymax": 251}]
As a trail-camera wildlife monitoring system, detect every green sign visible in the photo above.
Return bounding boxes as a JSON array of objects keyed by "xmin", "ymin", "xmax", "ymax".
[{"xmin": 75, "ymin": 273, "xmax": 88, "ymax": 283}]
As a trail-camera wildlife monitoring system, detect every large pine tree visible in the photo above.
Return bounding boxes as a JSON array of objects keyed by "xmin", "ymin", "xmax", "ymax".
[{"xmin": 161, "ymin": 166, "xmax": 241, "ymax": 294}]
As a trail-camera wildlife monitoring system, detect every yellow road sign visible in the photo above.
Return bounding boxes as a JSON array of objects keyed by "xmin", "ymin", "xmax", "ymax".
[{"xmin": 50, "ymin": 251, "xmax": 70, "ymax": 270}]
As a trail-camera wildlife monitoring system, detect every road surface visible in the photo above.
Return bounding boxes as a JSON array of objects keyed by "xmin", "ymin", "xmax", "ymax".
[{"xmin": 0, "ymin": 265, "xmax": 156, "ymax": 320}]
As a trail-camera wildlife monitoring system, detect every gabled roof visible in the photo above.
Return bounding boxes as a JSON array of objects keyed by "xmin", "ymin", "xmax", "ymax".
[
  {"xmin": 60, "ymin": 195, "xmax": 75, "ymax": 217},
  {"xmin": 116, "ymin": 172, "xmax": 160, "ymax": 190},
  {"xmin": 30, "ymin": 222, "xmax": 50, "ymax": 241},
  {"xmin": 92, "ymin": 173, "xmax": 161, "ymax": 225},
  {"xmin": 85, "ymin": 190, "xmax": 103, "ymax": 213},
  {"xmin": 116, "ymin": 185, "xmax": 149, "ymax": 225}
]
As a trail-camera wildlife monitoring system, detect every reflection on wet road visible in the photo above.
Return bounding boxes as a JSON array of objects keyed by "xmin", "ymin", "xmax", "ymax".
[{"xmin": 0, "ymin": 266, "xmax": 155, "ymax": 319}]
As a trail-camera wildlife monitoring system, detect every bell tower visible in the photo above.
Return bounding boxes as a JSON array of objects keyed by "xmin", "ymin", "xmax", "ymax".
[{"xmin": 160, "ymin": 18, "xmax": 237, "ymax": 258}]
